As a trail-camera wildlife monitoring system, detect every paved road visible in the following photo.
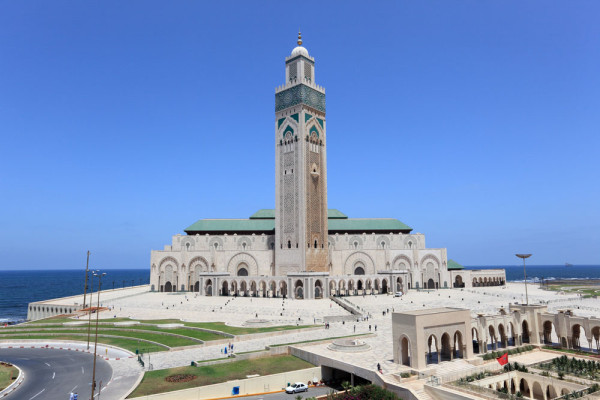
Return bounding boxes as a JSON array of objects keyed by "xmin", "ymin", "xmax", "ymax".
[
  {"xmin": 0, "ymin": 347, "xmax": 112, "ymax": 400},
  {"xmin": 219, "ymin": 386, "xmax": 337, "ymax": 400}
]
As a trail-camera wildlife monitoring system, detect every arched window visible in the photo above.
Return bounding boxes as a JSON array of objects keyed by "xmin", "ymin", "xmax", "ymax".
[
  {"xmin": 408, "ymin": 241, "xmax": 413, "ymax": 249},
  {"xmin": 314, "ymin": 240, "xmax": 317, "ymax": 248},
  {"xmin": 287, "ymin": 240, "xmax": 291, "ymax": 249},
  {"xmin": 186, "ymin": 243, "xmax": 190, "ymax": 250},
  {"xmin": 381, "ymin": 241, "xmax": 386, "ymax": 249},
  {"xmin": 214, "ymin": 242, "xmax": 219, "ymax": 249},
  {"xmin": 242, "ymin": 242, "xmax": 246, "ymax": 250},
  {"xmin": 353, "ymin": 241, "xmax": 358, "ymax": 249}
]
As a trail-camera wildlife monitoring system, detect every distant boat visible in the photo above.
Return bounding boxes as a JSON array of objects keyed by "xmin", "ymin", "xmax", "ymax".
[{"xmin": 565, "ymin": 263, "xmax": 573, "ymax": 267}]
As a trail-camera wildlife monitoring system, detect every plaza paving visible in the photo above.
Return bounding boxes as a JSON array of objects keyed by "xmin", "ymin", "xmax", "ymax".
[
  {"xmin": 27, "ymin": 282, "xmax": 600, "ymax": 399},
  {"xmin": 91, "ymin": 282, "xmax": 600, "ymax": 374}
]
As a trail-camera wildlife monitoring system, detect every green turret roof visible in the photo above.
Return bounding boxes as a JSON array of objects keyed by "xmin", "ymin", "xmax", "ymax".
[
  {"xmin": 447, "ymin": 259, "xmax": 464, "ymax": 270},
  {"xmin": 185, "ymin": 209, "xmax": 412, "ymax": 235}
]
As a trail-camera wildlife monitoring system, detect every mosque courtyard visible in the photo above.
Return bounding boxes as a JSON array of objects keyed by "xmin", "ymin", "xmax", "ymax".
[{"xmin": 31, "ymin": 282, "xmax": 600, "ymax": 372}]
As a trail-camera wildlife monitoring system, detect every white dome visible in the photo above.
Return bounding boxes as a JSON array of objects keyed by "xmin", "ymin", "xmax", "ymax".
[{"xmin": 291, "ymin": 46, "xmax": 309, "ymax": 57}]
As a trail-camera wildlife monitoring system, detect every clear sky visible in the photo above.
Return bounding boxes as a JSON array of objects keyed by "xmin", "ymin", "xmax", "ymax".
[{"xmin": 1, "ymin": 1, "xmax": 599, "ymax": 270}]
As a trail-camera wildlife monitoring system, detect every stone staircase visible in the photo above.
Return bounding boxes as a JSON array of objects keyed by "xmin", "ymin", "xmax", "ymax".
[{"xmin": 415, "ymin": 387, "xmax": 436, "ymax": 400}]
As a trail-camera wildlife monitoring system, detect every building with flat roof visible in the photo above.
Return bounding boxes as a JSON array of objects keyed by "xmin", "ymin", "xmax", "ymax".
[{"xmin": 149, "ymin": 33, "xmax": 505, "ymax": 299}]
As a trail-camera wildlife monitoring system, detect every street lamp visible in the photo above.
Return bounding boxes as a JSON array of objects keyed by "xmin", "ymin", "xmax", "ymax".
[
  {"xmin": 515, "ymin": 254, "xmax": 532, "ymax": 305},
  {"xmin": 82, "ymin": 251, "xmax": 90, "ymax": 309},
  {"xmin": 86, "ymin": 270, "xmax": 97, "ymax": 350},
  {"xmin": 91, "ymin": 271, "xmax": 107, "ymax": 400}
]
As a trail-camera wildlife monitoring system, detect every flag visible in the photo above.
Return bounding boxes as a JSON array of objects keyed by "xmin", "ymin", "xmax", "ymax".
[{"xmin": 497, "ymin": 353, "xmax": 509, "ymax": 366}]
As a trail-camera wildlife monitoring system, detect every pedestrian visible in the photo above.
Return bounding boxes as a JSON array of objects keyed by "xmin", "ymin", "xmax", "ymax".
[
  {"xmin": 369, "ymin": 325, "xmax": 371, "ymax": 331},
  {"xmin": 377, "ymin": 363, "xmax": 381, "ymax": 373},
  {"xmin": 375, "ymin": 325, "xmax": 377, "ymax": 331},
  {"xmin": 354, "ymin": 325, "xmax": 356, "ymax": 332}
]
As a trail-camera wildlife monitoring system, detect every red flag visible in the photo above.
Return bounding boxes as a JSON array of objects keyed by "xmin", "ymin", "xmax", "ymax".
[{"xmin": 497, "ymin": 353, "xmax": 508, "ymax": 366}]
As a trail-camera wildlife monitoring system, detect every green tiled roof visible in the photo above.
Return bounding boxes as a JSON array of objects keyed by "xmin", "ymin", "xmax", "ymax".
[
  {"xmin": 185, "ymin": 219, "xmax": 275, "ymax": 233},
  {"xmin": 328, "ymin": 218, "xmax": 411, "ymax": 233},
  {"xmin": 327, "ymin": 209, "xmax": 348, "ymax": 219},
  {"xmin": 249, "ymin": 209, "xmax": 276, "ymax": 219},
  {"xmin": 249, "ymin": 209, "xmax": 348, "ymax": 220},
  {"xmin": 447, "ymin": 259, "xmax": 464, "ymax": 270},
  {"xmin": 185, "ymin": 209, "xmax": 411, "ymax": 234}
]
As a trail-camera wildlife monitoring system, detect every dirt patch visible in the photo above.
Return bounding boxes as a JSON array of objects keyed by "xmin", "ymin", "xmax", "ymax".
[{"xmin": 165, "ymin": 374, "xmax": 197, "ymax": 383}]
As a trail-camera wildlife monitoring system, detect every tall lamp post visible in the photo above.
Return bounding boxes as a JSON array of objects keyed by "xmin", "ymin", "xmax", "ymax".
[
  {"xmin": 86, "ymin": 270, "xmax": 97, "ymax": 350},
  {"xmin": 91, "ymin": 271, "xmax": 106, "ymax": 400},
  {"xmin": 515, "ymin": 254, "xmax": 532, "ymax": 305},
  {"xmin": 82, "ymin": 251, "xmax": 90, "ymax": 309}
]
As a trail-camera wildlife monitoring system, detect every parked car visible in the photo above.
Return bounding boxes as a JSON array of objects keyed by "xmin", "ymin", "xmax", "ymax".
[
  {"xmin": 394, "ymin": 291, "xmax": 403, "ymax": 297},
  {"xmin": 285, "ymin": 382, "xmax": 308, "ymax": 394}
]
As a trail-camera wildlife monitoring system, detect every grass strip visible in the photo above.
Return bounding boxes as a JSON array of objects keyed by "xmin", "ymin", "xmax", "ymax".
[
  {"xmin": 179, "ymin": 321, "xmax": 315, "ymax": 335},
  {"xmin": 0, "ymin": 329, "xmax": 198, "ymax": 348},
  {"xmin": 0, "ymin": 362, "xmax": 19, "ymax": 391},
  {"xmin": 127, "ymin": 355, "xmax": 314, "ymax": 398},
  {"xmin": 0, "ymin": 334, "xmax": 165, "ymax": 353},
  {"xmin": 271, "ymin": 333, "xmax": 372, "ymax": 347},
  {"xmin": 2, "ymin": 325, "xmax": 225, "ymax": 342},
  {"xmin": 26, "ymin": 317, "xmax": 314, "ymax": 336}
]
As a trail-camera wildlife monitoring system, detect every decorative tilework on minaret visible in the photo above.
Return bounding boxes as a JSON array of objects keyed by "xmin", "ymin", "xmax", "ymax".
[{"xmin": 274, "ymin": 33, "xmax": 329, "ymax": 274}]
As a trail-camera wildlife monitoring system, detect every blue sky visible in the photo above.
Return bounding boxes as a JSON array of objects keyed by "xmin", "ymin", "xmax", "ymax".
[{"xmin": 1, "ymin": 1, "xmax": 598, "ymax": 270}]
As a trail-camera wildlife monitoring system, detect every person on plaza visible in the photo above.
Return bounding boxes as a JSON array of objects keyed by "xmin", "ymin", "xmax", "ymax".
[
  {"xmin": 377, "ymin": 363, "xmax": 381, "ymax": 372},
  {"xmin": 369, "ymin": 324, "xmax": 371, "ymax": 331},
  {"xmin": 375, "ymin": 325, "xmax": 377, "ymax": 331}
]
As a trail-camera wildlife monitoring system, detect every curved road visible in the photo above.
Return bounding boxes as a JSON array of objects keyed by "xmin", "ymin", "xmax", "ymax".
[{"xmin": 0, "ymin": 347, "xmax": 112, "ymax": 400}]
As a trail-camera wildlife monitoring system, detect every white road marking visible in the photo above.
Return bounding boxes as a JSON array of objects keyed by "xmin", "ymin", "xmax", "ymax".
[
  {"xmin": 44, "ymin": 362, "xmax": 51, "ymax": 367},
  {"xmin": 29, "ymin": 388, "xmax": 45, "ymax": 399},
  {"xmin": 52, "ymin": 372, "xmax": 55, "ymax": 379},
  {"xmin": 69, "ymin": 385, "xmax": 78, "ymax": 393}
]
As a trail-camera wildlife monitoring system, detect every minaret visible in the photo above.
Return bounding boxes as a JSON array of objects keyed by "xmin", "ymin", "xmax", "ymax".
[{"xmin": 274, "ymin": 33, "xmax": 329, "ymax": 274}]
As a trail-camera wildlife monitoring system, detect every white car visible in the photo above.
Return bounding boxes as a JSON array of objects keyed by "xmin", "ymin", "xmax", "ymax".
[
  {"xmin": 285, "ymin": 382, "xmax": 308, "ymax": 394},
  {"xmin": 394, "ymin": 291, "xmax": 403, "ymax": 297}
]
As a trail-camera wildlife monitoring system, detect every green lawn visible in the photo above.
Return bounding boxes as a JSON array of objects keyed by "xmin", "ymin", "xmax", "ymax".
[
  {"xmin": 24, "ymin": 316, "xmax": 314, "ymax": 336},
  {"xmin": 0, "ymin": 329, "xmax": 199, "ymax": 348},
  {"xmin": 180, "ymin": 321, "xmax": 314, "ymax": 335},
  {"xmin": 2, "ymin": 325, "xmax": 225, "ymax": 342},
  {"xmin": 127, "ymin": 355, "xmax": 315, "ymax": 398},
  {"xmin": 0, "ymin": 363, "xmax": 19, "ymax": 391},
  {"xmin": 0, "ymin": 334, "xmax": 165, "ymax": 353}
]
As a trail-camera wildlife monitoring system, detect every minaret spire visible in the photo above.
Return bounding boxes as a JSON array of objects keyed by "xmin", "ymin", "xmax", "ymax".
[{"xmin": 297, "ymin": 31, "xmax": 302, "ymax": 46}]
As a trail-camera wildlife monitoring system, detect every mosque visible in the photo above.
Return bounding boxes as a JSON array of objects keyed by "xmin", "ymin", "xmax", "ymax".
[{"xmin": 149, "ymin": 34, "xmax": 506, "ymax": 299}]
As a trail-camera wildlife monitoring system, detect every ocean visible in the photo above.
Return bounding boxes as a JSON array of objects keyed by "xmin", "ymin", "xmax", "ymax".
[
  {"xmin": 471, "ymin": 265, "xmax": 600, "ymax": 282},
  {"xmin": 0, "ymin": 266, "xmax": 598, "ymax": 324},
  {"xmin": 0, "ymin": 269, "xmax": 149, "ymax": 325}
]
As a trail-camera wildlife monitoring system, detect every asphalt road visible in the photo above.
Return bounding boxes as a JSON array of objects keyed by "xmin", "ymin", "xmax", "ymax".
[
  {"xmin": 220, "ymin": 386, "xmax": 337, "ymax": 400},
  {"xmin": 0, "ymin": 347, "xmax": 112, "ymax": 400}
]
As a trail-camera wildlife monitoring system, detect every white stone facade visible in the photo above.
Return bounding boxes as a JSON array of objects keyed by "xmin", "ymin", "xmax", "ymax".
[{"xmin": 150, "ymin": 230, "xmax": 455, "ymax": 298}]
